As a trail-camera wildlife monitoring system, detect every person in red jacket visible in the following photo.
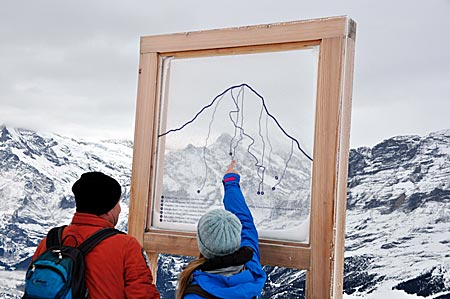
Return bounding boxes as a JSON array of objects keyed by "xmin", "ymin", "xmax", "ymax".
[{"xmin": 32, "ymin": 171, "xmax": 160, "ymax": 299}]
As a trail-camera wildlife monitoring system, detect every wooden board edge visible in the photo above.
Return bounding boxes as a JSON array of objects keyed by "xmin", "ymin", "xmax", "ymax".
[{"xmin": 140, "ymin": 17, "xmax": 347, "ymax": 53}]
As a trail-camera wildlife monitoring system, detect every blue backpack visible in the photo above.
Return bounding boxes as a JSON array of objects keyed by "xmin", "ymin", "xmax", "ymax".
[{"xmin": 23, "ymin": 226, "xmax": 123, "ymax": 299}]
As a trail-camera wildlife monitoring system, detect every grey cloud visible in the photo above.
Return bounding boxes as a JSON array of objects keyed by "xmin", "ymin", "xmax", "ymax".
[{"xmin": 0, "ymin": 0, "xmax": 449, "ymax": 147}]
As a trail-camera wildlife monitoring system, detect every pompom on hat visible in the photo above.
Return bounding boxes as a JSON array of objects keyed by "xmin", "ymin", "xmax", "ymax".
[
  {"xmin": 197, "ymin": 209, "xmax": 242, "ymax": 259},
  {"xmin": 72, "ymin": 172, "xmax": 121, "ymax": 216}
]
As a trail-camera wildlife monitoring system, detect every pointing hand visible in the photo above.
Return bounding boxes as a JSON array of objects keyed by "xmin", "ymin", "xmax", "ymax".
[{"xmin": 225, "ymin": 160, "xmax": 239, "ymax": 175}]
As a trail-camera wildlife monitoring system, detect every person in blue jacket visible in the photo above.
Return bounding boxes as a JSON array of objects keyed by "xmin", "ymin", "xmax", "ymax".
[{"xmin": 177, "ymin": 160, "xmax": 267, "ymax": 299}]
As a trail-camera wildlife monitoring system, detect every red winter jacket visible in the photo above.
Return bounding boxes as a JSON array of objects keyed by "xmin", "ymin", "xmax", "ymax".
[{"xmin": 32, "ymin": 213, "xmax": 160, "ymax": 299}]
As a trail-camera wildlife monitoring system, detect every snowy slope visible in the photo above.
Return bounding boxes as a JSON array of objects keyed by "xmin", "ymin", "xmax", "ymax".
[
  {"xmin": 158, "ymin": 132, "xmax": 311, "ymax": 242},
  {"xmin": 0, "ymin": 126, "xmax": 133, "ymax": 271},
  {"xmin": 343, "ymin": 130, "xmax": 450, "ymax": 298},
  {"xmin": 0, "ymin": 126, "xmax": 449, "ymax": 298}
]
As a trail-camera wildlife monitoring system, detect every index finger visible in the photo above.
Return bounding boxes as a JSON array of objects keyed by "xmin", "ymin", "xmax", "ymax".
[{"xmin": 226, "ymin": 160, "xmax": 236, "ymax": 173}]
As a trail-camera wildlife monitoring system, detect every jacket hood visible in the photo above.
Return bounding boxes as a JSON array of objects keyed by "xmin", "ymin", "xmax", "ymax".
[{"xmin": 191, "ymin": 259, "xmax": 266, "ymax": 299}]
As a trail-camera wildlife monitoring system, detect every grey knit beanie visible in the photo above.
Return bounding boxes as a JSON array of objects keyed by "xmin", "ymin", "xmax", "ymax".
[{"xmin": 196, "ymin": 209, "xmax": 242, "ymax": 259}]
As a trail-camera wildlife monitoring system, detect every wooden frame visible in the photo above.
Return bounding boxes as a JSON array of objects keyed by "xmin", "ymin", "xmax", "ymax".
[{"xmin": 129, "ymin": 16, "xmax": 356, "ymax": 299}]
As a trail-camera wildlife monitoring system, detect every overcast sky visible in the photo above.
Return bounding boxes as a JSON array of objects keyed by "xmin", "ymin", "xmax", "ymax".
[{"xmin": 0, "ymin": 0, "xmax": 449, "ymax": 148}]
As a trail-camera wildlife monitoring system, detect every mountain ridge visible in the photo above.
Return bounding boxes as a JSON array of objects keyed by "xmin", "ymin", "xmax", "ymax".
[{"xmin": 0, "ymin": 125, "xmax": 449, "ymax": 298}]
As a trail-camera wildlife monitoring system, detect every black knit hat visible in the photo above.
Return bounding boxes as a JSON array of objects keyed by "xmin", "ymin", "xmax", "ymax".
[{"xmin": 72, "ymin": 172, "xmax": 121, "ymax": 216}]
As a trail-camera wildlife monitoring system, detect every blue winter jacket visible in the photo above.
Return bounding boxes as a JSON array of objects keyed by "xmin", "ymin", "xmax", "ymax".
[{"xmin": 184, "ymin": 173, "xmax": 267, "ymax": 299}]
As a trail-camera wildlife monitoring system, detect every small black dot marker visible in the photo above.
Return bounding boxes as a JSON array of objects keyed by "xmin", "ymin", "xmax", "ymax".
[
  {"xmin": 272, "ymin": 187, "xmax": 276, "ymax": 191},
  {"xmin": 161, "ymin": 195, "xmax": 165, "ymax": 198},
  {"xmin": 261, "ymin": 191, "xmax": 265, "ymax": 195},
  {"xmin": 257, "ymin": 191, "xmax": 260, "ymax": 195},
  {"xmin": 275, "ymin": 176, "xmax": 279, "ymax": 180},
  {"xmin": 197, "ymin": 190, "xmax": 200, "ymax": 194},
  {"xmin": 229, "ymin": 152, "xmax": 233, "ymax": 156}
]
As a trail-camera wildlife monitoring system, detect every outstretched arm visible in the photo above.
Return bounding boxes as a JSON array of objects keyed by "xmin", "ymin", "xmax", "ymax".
[{"xmin": 222, "ymin": 160, "xmax": 260, "ymax": 260}]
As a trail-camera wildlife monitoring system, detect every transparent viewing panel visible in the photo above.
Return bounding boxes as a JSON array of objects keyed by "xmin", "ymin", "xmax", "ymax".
[{"xmin": 152, "ymin": 47, "xmax": 319, "ymax": 242}]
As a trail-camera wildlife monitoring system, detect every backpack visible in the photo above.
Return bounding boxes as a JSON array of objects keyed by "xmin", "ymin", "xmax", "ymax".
[{"xmin": 23, "ymin": 225, "xmax": 124, "ymax": 299}]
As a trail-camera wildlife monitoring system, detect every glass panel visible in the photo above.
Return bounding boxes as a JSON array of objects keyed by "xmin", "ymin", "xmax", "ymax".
[{"xmin": 152, "ymin": 47, "xmax": 318, "ymax": 242}]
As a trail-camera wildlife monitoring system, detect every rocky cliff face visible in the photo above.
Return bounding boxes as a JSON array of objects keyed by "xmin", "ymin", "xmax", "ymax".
[
  {"xmin": 343, "ymin": 130, "xmax": 450, "ymax": 298},
  {"xmin": 0, "ymin": 126, "xmax": 133, "ymax": 271},
  {"xmin": 0, "ymin": 126, "xmax": 449, "ymax": 298}
]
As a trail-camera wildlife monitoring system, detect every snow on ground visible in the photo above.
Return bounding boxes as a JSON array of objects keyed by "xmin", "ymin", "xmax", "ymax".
[{"xmin": 0, "ymin": 270, "xmax": 24, "ymax": 298}]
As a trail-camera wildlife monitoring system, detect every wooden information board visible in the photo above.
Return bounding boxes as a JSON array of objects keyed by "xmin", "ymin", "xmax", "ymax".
[{"xmin": 129, "ymin": 16, "xmax": 356, "ymax": 299}]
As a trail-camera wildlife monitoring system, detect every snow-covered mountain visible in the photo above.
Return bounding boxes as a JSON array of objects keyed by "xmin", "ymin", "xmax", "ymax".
[
  {"xmin": 344, "ymin": 130, "xmax": 450, "ymax": 298},
  {"xmin": 0, "ymin": 125, "xmax": 449, "ymax": 298},
  {"xmin": 158, "ymin": 132, "xmax": 312, "ymax": 242},
  {"xmin": 0, "ymin": 125, "xmax": 133, "ymax": 298}
]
